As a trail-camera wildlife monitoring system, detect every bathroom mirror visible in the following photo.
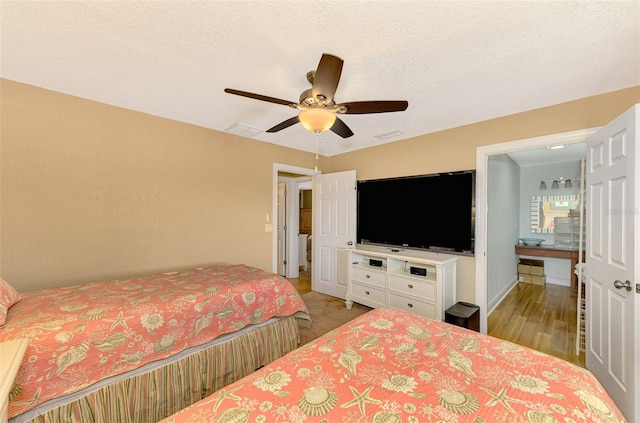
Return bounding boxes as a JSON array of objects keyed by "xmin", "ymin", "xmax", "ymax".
[{"xmin": 531, "ymin": 195, "xmax": 579, "ymax": 233}]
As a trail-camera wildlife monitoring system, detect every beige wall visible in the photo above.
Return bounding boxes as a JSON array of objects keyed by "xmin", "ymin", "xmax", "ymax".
[
  {"xmin": 0, "ymin": 80, "xmax": 315, "ymax": 291},
  {"xmin": 1, "ymin": 79, "xmax": 638, "ymax": 294},
  {"xmin": 326, "ymin": 86, "xmax": 640, "ymax": 178}
]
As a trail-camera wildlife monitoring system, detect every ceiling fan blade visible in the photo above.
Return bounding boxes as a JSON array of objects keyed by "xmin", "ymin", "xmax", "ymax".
[
  {"xmin": 266, "ymin": 116, "xmax": 300, "ymax": 133},
  {"xmin": 224, "ymin": 88, "xmax": 295, "ymax": 106},
  {"xmin": 338, "ymin": 100, "xmax": 409, "ymax": 114},
  {"xmin": 311, "ymin": 54, "xmax": 343, "ymax": 103},
  {"xmin": 330, "ymin": 117, "xmax": 354, "ymax": 138}
]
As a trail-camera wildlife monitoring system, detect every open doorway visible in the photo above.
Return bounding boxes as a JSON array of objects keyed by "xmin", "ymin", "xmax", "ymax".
[
  {"xmin": 475, "ymin": 129, "xmax": 596, "ymax": 354},
  {"xmin": 272, "ymin": 164, "xmax": 319, "ymax": 279},
  {"xmin": 476, "ymin": 128, "xmax": 596, "ymax": 332}
]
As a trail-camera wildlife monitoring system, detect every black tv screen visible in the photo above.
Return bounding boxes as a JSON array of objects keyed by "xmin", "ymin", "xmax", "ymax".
[{"xmin": 356, "ymin": 171, "xmax": 475, "ymax": 254}]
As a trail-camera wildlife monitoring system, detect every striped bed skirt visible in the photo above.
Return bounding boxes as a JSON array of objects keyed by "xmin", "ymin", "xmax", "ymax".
[{"xmin": 15, "ymin": 315, "xmax": 301, "ymax": 423}]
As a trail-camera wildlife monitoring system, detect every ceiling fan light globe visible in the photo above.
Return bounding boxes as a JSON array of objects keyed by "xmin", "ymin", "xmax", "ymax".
[{"xmin": 299, "ymin": 109, "xmax": 336, "ymax": 133}]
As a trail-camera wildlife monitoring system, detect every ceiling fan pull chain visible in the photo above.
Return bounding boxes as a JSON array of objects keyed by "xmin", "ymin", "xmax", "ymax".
[{"xmin": 314, "ymin": 133, "xmax": 319, "ymax": 172}]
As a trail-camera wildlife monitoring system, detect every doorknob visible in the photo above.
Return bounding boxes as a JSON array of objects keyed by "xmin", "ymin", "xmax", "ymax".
[
  {"xmin": 347, "ymin": 241, "xmax": 354, "ymax": 246},
  {"xmin": 613, "ymin": 280, "xmax": 632, "ymax": 291}
]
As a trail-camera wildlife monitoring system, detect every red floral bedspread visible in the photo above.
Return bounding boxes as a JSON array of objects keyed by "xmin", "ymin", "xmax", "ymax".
[
  {"xmin": 1, "ymin": 264, "xmax": 309, "ymax": 419},
  {"xmin": 162, "ymin": 307, "xmax": 625, "ymax": 423}
]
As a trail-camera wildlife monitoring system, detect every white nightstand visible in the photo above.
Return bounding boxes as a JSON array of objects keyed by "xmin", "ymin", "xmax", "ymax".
[{"xmin": 0, "ymin": 338, "xmax": 29, "ymax": 423}]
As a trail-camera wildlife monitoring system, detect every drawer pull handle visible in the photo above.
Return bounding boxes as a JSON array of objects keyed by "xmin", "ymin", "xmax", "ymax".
[
  {"xmin": 408, "ymin": 284, "xmax": 413, "ymax": 289},
  {"xmin": 407, "ymin": 303, "xmax": 413, "ymax": 308},
  {"xmin": 365, "ymin": 291, "xmax": 370, "ymax": 295},
  {"xmin": 366, "ymin": 275, "xmax": 370, "ymax": 278}
]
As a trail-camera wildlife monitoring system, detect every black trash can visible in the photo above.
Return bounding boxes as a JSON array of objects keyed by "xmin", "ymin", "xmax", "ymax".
[{"xmin": 445, "ymin": 302, "xmax": 480, "ymax": 332}]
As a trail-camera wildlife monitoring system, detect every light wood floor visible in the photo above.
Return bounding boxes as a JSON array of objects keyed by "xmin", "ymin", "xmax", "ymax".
[
  {"xmin": 288, "ymin": 269, "xmax": 585, "ymax": 368},
  {"xmin": 488, "ymin": 282, "xmax": 585, "ymax": 367},
  {"xmin": 287, "ymin": 266, "xmax": 312, "ymax": 294}
]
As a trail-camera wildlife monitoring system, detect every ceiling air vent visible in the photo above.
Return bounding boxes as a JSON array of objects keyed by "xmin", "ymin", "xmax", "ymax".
[
  {"xmin": 374, "ymin": 130, "xmax": 404, "ymax": 140},
  {"xmin": 225, "ymin": 123, "xmax": 263, "ymax": 137}
]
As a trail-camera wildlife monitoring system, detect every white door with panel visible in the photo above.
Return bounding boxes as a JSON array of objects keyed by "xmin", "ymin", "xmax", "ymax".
[
  {"xmin": 586, "ymin": 104, "xmax": 639, "ymax": 422},
  {"xmin": 313, "ymin": 170, "xmax": 356, "ymax": 298}
]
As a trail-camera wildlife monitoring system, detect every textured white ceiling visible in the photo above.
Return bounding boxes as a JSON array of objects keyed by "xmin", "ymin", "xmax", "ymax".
[
  {"xmin": 2, "ymin": 1, "xmax": 639, "ymax": 157},
  {"xmin": 507, "ymin": 142, "xmax": 587, "ymax": 166}
]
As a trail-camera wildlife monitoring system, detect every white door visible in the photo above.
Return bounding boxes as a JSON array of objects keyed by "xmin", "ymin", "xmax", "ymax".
[
  {"xmin": 312, "ymin": 170, "xmax": 356, "ymax": 298},
  {"xmin": 277, "ymin": 182, "xmax": 287, "ymax": 276},
  {"xmin": 586, "ymin": 104, "xmax": 639, "ymax": 422}
]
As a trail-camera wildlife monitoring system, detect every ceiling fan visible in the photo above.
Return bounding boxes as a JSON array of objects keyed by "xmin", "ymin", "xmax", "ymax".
[{"xmin": 224, "ymin": 53, "xmax": 408, "ymax": 138}]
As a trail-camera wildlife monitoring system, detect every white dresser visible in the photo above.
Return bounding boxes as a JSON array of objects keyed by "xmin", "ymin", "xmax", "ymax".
[
  {"xmin": 1, "ymin": 338, "xmax": 29, "ymax": 423},
  {"xmin": 346, "ymin": 248, "xmax": 457, "ymax": 321}
]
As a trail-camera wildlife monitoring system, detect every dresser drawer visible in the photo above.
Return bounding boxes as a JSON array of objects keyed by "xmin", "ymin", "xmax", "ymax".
[
  {"xmin": 388, "ymin": 275, "xmax": 436, "ymax": 301},
  {"xmin": 388, "ymin": 293, "xmax": 436, "ymax": 320},
  {"xmin": 351, "ymin": 267, "xmax": 386, "ymax": 288},
  {"xmin": 351, "ymin": 282, "xmax": 387, "ymax": 307}
]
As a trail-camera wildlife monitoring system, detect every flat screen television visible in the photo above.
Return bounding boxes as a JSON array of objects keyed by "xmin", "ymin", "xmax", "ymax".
[{"xmin": 356, "ymin": 170, "xmax": 475, "ymax": 255}]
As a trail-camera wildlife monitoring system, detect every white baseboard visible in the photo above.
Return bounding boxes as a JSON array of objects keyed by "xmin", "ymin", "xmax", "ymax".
[
  {"xmin": 545, "ymin": 276, "xmax": 570, "ymax": 287},
  {"xmin": 488, "ymin": 277, "xmax": 519, "ymax": 316}
]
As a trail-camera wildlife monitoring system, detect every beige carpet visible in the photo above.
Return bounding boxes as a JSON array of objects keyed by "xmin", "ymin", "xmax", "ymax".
[{"xmin": 299, "ymin": 291, "xmax": 372, "ymax": 346}]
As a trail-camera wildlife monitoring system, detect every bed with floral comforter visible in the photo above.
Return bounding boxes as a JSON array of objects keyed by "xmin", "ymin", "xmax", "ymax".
[
  {"xmin": 2, "ymin": 264, "xmax": 309, "ymax": 422},
  {"xmin": 162, "ymin": 306, "xmax": 625, "ymax": 423}
]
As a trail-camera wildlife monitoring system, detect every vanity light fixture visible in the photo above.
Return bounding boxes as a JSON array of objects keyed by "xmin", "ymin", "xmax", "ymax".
[{"xmin": 539, "ymin": 177, "xmax": 577, "ymax": 190}]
